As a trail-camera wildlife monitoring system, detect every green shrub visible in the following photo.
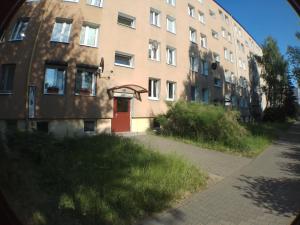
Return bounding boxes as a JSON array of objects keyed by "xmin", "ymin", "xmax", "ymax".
[{"xmin": 157, "ymin": 101, "xmax": 248, "ymax": 149}]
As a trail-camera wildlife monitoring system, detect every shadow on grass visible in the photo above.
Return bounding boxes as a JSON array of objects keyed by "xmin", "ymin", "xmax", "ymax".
[{"xmin": 0, "ymin": 132, "xmax": 205, "ymax": 225}]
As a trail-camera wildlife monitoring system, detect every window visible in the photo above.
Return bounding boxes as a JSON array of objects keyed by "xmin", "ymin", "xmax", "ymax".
[
  {"xmin": 230, "ymin": 51, "xmax": 234, "ymax": 62},
  {"xmin": 166, "ymin": 81, "xmax": 176, "ymax": 101},
  {"xmin": 231, "ymin": 72, "xmax": 236, "ymax": 84},
  {"xmin": 219, "ymin": 10, "xmax": 224, "ymax": 20},
  {"xmin": 200, "ymin": 34, "xmax": 207, "ymax": 48},
  {"xmin": 190, "ymin": 85, "xmax": 196, "ymax": 101},
  {"xmin": 224, "ymin": 48, "xmax": 229, "ymax": 60},
  {"xmin": 225, "ymin": 15, "xmax": 229, "ymax": 24},
  {"xmin": 214, "ymin": 78, "xmax": 222, "ymax": 87},
  {"xmin": 115, "ymin": 52, "xmax": 134, "ymax": 68},
  {"xmin": 166, "ymin": 46, "xmax": 176, "ymax": 66},
  {"xmin": 202, "ymin": 88, "xmax": 209, "ymax": 103},
  {"xmin": 148, "ymin": 40, "xmax": 160, "ymax": 61},
  {"xmin": 238, "ymin": 28, "xmax": 242, "ymax": 37},
  {"xmin": 150, "ymin": 9, "xmax": 160, "ymax": 27},
  {"xmin": 213, "ymin": 53, "xmax": 220, "ymax": 63},
  {"xmin": 44, "ymin": 66, "xmax": 66, "ymax": 95},
  {"xmin": 0, "ymin": 64, "xmax": 15, "ymax": 93},
  {"xmin": 80, "ymin": 23, "xmax": 99, "ymax": 47},
  {"xmin": 190, "ymin": 55, "xmax": 198, "ymax": 72},
  {"xmin": 241, "ymin": 43, "xmax": 245, "ymax": 53},
  {"xmin": 212, "ymin": 30, "xmax": 218, "ymax": 39},
  {"xmin": 75, "ymin": 68, "xmax": 96, "ymax": 96},
  {"xmin": 201, "ymin": 60, "xmax": 209, "ymax": 76},
  {"xmin": 64, "ymin": 0, "xmax": 79, "ymax": 2},
  {"xmin": 209, "ymin": 9, "xmax": 216, "ymax": 18},
  {"xmin": 166, "ymin": 0, "xmax": 175, "ymax": 6},
  {"xmin": 51, "ymin": 19, "xmax": 72, "ymax": 43},
  {"xmin": 10, "ymin": 18, "xmax": 29, "ymax": 41},
  {"xmin": 0, "ymin": 30, "xmax": 5, "ymax": 43},
  {"xmin": 198, "ymin": 0, "xmax": 203, "ymax": 3},
  {"xmin": 148, "ymin": 78, "xmax": 160, "ymax": 99},
  {"xmin": 225, "ymin": 70, "xmax": 231, "ymax": 83},
  {"xmin": 188, "ymin": 5, "xmax": 195, "ymax": 17},
  {"xmin": 199, "ymin": 11, "xmax": 205, "ymax": 24},
  {"xmin": 228, "ymin": 32, "xmax": 232, "ymax": 42},
  {"xmin": 239, "ymin": 58, "xmax": 242, "ymax": 68},
  {"xmin": 166, "ymin": 16, "xmax": 176, "ymax": 33},
  {"xmin": 189, "ymin": 27, "xmax": 197, "ymax": 43},
  {"xmin": 118, "ymin": 13, "xmax": 136, "ymax": 28},
  {"xmin": 87, "ymin": 0, "xmax": 102, "ymax": 7},
  {"xmin": 84, "ymin": 121, "xmax": 96, "ymax": 132},
  {"xmin": 242, "ymin": 60, "xmax": 246, "ymax": 70},
  {"xmin": 221, "ymin": 27, "xmax": 226, "ymax": 38}
]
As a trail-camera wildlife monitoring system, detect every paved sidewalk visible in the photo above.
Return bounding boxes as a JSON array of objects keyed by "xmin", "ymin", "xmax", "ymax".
[{"xmin": 135, "ymin": 122, "xmax": 300, "ymax": 225}]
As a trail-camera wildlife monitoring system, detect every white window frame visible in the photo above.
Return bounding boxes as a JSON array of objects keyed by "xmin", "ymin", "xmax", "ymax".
[
  {"xmin": 214, "ymin": 53, "xmax": 220, "ymax": 63},
  {"xmin": 166, "ymin": 81, "xmax": 176, "ymax": 101},
  {"xmin": 87, "ymin": 0, "xmax": 103, "ymax": 7},
  {"xmin": 201, "ymin": 60, "xmax": 209, "ymax": 76},
  {"xmin": 189, "ymin": 27, "xmax": 197, "ymax": 43},
  {"xmin": 64, "ymin": 0, "xmax": 79, "ymax": 2},
  {"xmin": 230, "ymin": 51, "xmax": 234, "ymax": 63},
  {"xmin": 114, "ymin": 51, "xmax": 134, "ymax": 68},
  {"xmin": 148, "ymin": 78, "xmax": 160, "ymax": 100},
  {"xmin": 224, "ymin": 48, "xmax": 229, "ymax": 60},
  {"xmin": 75, "ymin": 68, "xmax": 96, "ymax": 96},
  {"xmin": 80, "ymin": 23, "xmax": 99, "ymax": 47},
  {"xmin": 212, "ymin": 29, "xmax": 219, "ymax": 39},
  {"xmin": 166, "ymin": 0, "xmax": 176, "ymax": 6},
  {"xmin": 150, "ymin": 8, "xmax": 161, "ymax": 27},
  {"xmin": 166, "ymin": 46, "xmax": 176, "ymax": 66},
  {"xmin": 166, "ymin": 16, "xmax": 176, "ymax": 34},
  {"xmin": 43, "ymin": 66, "xmax": 66, "ymax": 95},
  {"xmin": 188, "ymin": 4, "xmax": 195, "ymax": 18},
  {"xmin": 117, "ymin": 13, "xmax": 136, "ymax": 29},
  {"xmin": 148, "ymin": 40, "xmax": 160, "ymax": 61},
  {"xmin": 190, "ymin": 55, "xmax": 199, "ymax": 72},
  {"xmin": 200, "ymin": 34, "xmax": 207, "ymax": 48},
  {"xmin": 50, "ymin": 19, "xmax": 72, "ymax": 43},
  {"xmin": 199, "ymin": 11, "xmax": 205, "ymax": 24}
]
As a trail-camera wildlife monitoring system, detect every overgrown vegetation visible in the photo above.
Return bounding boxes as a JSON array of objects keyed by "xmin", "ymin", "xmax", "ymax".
[
  {"xmin": 156, "ymin": 101, "xmax": 290, "ymax": 157},
  {"xmin": 257, "ymin": 36, "xmax": 298, "ymax": 121},
  {"xmin": 0, "ymin": 132, "xmax": 206, "ymax": 225}
]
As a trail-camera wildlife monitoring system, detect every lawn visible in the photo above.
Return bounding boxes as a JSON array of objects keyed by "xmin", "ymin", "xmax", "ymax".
[{"xmin": 0, "ymin": 132, "xmax": 207, "ymax": 225}]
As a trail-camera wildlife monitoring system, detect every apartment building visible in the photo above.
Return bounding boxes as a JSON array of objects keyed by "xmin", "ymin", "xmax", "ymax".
[{"xmin": 0, "ymin": 0, "xmax": 263, "ymax": 136}]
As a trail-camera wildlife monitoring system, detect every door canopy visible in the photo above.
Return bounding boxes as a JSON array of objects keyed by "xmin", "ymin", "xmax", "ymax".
[{"xmin": 107, "ymin": 84, "xmax": 148, "ymax": 101}]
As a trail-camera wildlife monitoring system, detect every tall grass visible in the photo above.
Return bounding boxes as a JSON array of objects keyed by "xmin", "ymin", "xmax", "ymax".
[
  {"xmin": 156, "ymin": 101, "xmax": 290, "ymax": 157},
  {"xmin": 0, "ymin": 131, "xmax": 206, "ymax": 225}
]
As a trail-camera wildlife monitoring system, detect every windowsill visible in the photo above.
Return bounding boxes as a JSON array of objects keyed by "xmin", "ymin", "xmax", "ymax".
[
  {"xmin": 201, "ymin": 46, "xmax": 208, "ymax": 49},
  {"xmin": 80, "ymin": 44, "xmax": 98, "ymax": 48},
  {"xmin": 9, "ymin": 39, "xmax": 24, "ymax": 42},
  {"xmin": 190, "ymin": 40, "xmax": 197, "ymax": 44},
  {"xmin": 148, "ymin": 58, "xmax": 160, "ymax": 62},
  {"xmin": 167, "ymin": 63, "xmax": 176, "ymax": 67},
  {"xmin": 86, "ymin": 3, "xmax": 103, "ymax": 8},
  {"xmin": 44, "ymin": 93, "xmax": 64, "ymax": 96},
  {"xmin": 166, "ymin": 98, "xmax": 175, "ymax": 102},
  {"xmin": 0, "ymin": 92, "xmax": 13, "ymax": 95},
  {"xmin": 114, "ymin": 63, "xmax": 134, "ymax": 69},
  {"xmin": 117, "ymin": 23, "xmax": 136, "ymax": 30},
  {"xmin": 166, "ymin": 30, "xmax": 176, "ymax": 35},
  {"xmin": 50, "ymin": 41, "xmax": 70, "ymax": 44},
  {"xmin": 75, "ymin": 93, "xmax": 96, "ymax": 97},
  {"xmin": 63, "ymin": 0, "xmax": 79, "ymax": 3},
  {"xmin": 150, "ymin": 24, "xmax": 161, "ymax": 28},
  {"xmin": 148, "ymin": 97, "xmax": 159, "ymax": 101},
  {"xmin": 200, "ymin": 21, "xmax": 205, "ymax": 25}
]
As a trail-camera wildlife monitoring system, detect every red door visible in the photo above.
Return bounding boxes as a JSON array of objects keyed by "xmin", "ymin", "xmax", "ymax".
[{"xmin": 112, "ymin": 97, "xmax": 131, "ymax": 132}]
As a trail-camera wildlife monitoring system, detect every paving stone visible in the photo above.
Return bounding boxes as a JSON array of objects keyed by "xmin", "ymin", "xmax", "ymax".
[{"xmin": 135, "ymin": 122, "xmax": 300, "ymax": 225}]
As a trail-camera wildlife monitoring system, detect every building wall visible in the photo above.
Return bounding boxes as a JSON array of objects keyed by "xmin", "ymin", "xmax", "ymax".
[{"xmin": 0, "ymin": 0, "xmax": 263, "ymax": 135}]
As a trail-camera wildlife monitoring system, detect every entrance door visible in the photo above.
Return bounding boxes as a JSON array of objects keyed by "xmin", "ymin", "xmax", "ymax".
[{"xmin": 111, "ymin": 97, "xmax": 131, "ymax": 132}]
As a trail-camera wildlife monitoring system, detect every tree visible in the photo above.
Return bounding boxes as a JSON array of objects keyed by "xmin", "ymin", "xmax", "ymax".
[
  {"xmin": 287, "ymin": 32, "xmax": 300, "ymax": 85},
  {"xmin": 260, "ymin": 37, "xmax": 289, "ymax": 108}
]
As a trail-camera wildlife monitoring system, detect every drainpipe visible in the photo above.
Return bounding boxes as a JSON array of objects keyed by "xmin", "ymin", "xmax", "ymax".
[{"xmin": 25, "ymin": 0, "xmax": 51, "ymax": 130}]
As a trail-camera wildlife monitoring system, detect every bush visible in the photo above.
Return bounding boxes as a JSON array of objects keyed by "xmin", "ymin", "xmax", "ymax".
[{"xmin": 157, "ymin": 101, "xmax": 248, "ymax": 149}]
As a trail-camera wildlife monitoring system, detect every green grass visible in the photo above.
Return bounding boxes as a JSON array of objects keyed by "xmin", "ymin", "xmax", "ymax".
[
  {"xmin": 0, "ymin": 132, "xmax": 207, "ymax": 225},
  {"xmin": 157, "ymin": 122, "xmax": 292, "ymax": 157}
]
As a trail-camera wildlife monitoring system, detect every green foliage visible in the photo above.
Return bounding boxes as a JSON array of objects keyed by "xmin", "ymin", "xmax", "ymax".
[
  {"xmin": 156, "ymin": 101, "xmax": 291, "ymax": 157},
  {"xmin": 0, "ymin": 132, "xmax": 206, "ymax": 225},
  {"xmin": 287, "ymin": 32, "xmax": 300, "ymax": 84},
  {"xmin": 157, "ymin": 101, "xmax": 248, "ymax": 150}
]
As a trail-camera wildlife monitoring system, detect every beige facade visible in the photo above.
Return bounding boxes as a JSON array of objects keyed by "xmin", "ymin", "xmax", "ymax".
[{"xmin": 0, "ymin": 0, "xmax": 263, "ymax": 135}]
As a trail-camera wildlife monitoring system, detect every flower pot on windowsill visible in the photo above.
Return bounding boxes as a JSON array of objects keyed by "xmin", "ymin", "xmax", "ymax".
[
  {"xmin": 79, "ymin": 89, "xmax": 91, "ymax": 95},
  {"xmin": 47, "ymin": 87, "xmax": 59, "ymax": 94}
]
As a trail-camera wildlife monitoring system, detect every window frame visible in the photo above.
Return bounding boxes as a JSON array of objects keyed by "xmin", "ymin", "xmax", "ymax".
[
  {"xmin": 75, "ymin": 67, "xmax": 97, "ymax": 96},
  {"xmin": 10, "ymin": 18, "xmax": 29, "ymax": 41},
  {"xmin": 50, "ymin": 18, "xmax": 72, "ymax": 43},
  {"xmin": 148, "ymin": 78, "xmax": 160, "ymax": 100},
  {"xmin": 86, "ymin": 0, "xmax": 103, "ymax": 8},
  {"xmin": 150, "ymin": 8, "xmax": 161, "ymax": 27},
  {"xmin": 117, "ymin": 12, "xmax": 136, "ymax": 29},
  {"xmin": 114, "ymin": 51, "xmax": 134, "ymax": 68},
  {"xmin": 148, "ymin": 40, "xmax": 160, "ymax": 61},
  {"xmin": 166, "ymin": 46, "xmax": 176, "ymax": 66},
  {"xmin": 0, "ymin": 64, "xmax": 16, "ymax": 94},
  {"xmin": 80, "ymin": 23, "xmax": 99, "ymax": 47},
  {"xmin": 166, "ymin": 81, "xmax": 176, "ymax": 101},
  {"xmin": 166, "ymin": 16, "xmax": 176, "ymax": 34},
  {"xmin": 43, "ymin": 65, "xmax": 66, "ymax": 95}
]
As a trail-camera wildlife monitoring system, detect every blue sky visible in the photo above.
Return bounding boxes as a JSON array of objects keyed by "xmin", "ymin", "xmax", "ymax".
[{"xmin": 215, "ymin": 0, "xmax": 300, "ymax": 56}]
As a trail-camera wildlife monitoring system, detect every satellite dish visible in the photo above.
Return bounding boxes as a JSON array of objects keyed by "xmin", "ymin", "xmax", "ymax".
[{"xmin": 211, "ymin": 62, "xmax": 218, "ymax": 70}]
